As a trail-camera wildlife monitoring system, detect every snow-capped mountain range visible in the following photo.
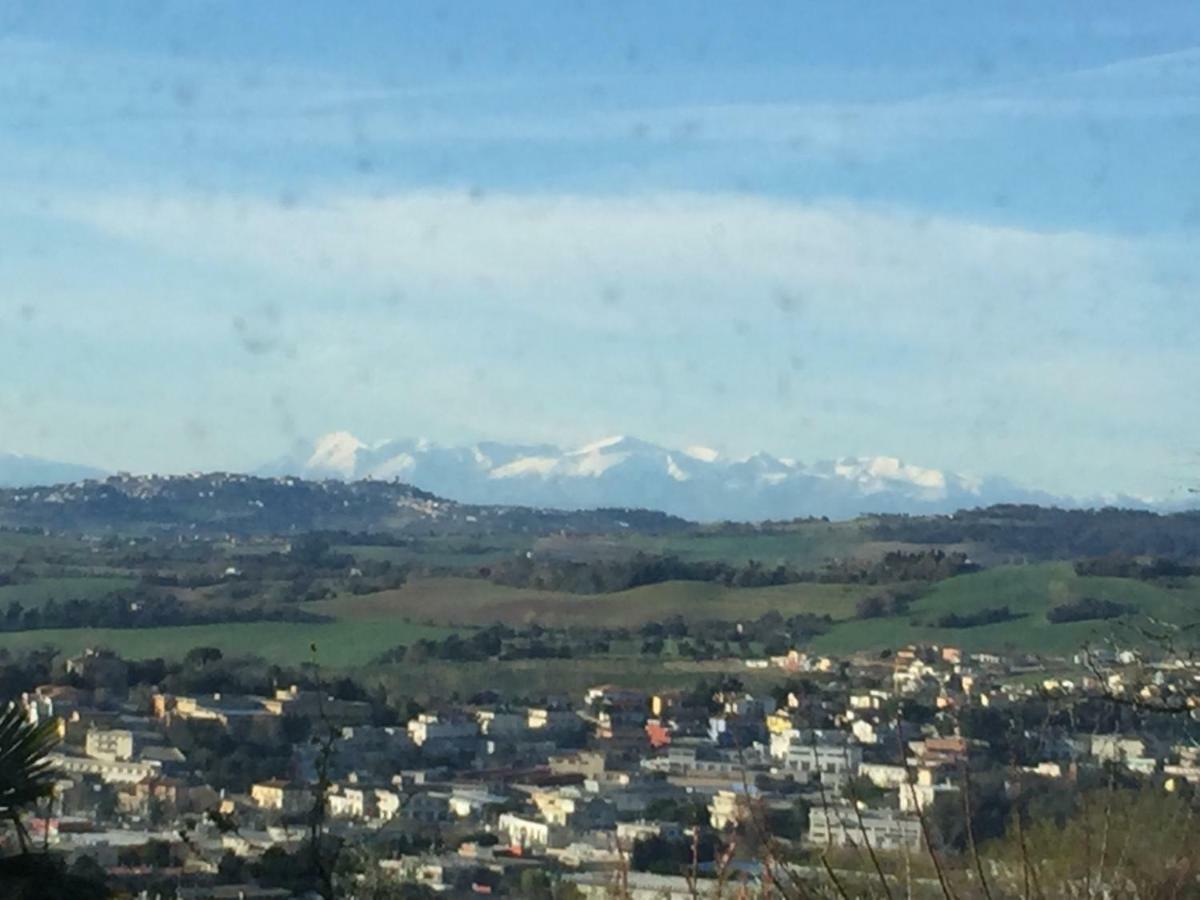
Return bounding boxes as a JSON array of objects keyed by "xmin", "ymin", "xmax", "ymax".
[{"xmin": 258, "ymin": 432, "xmax": 1061, "ymax": 521}]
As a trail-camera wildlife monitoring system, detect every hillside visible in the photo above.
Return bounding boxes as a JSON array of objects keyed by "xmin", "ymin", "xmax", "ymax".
[
  {"xmin": 2, "ymin": 481, "xmax": 1200, "ymax": 669},
  {"xmin": 0, "ymin": 472, "xmax": 688, "ymax": 537}
]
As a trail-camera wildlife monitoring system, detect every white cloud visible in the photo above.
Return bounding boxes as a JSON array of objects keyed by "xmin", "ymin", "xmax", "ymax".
[
  {"xmin": 41, "ymin": 187, "xmax": 1190, "ymax": 348},
  {"xmin": 6, "ymin": 185, "xmax": 1198, "ymax": 495}
]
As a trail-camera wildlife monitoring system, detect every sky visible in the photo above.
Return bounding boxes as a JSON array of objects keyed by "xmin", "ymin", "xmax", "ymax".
[{"xmin": 1, "ymin": 1, "xmax": 1199, "ymax": 499}]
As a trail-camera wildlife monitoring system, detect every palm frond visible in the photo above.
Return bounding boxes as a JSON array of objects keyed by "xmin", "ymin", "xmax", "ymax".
[{"xmin": 0, "ymin": 703, "xmax": 60, "ymax": 815}]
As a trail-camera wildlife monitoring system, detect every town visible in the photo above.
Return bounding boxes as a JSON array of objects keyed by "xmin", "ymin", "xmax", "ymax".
[{"xmin": 8, "ymin": 633, "xmax": 1198, "ymax": 898}]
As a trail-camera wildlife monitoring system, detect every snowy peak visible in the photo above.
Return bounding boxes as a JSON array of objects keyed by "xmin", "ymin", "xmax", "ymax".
[
  {"xmin": 829, "ymin": 455, "xmax": 953, "ymax": 497},
  {"xmin": 260, "ymin": 432, "xmax": 1050, "ymax": 521},
  {"xmin": 305, "ymin": 430, "xmax": 367, "ymax": 478}
]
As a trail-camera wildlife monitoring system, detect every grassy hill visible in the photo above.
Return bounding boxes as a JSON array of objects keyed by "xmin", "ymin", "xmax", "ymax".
[
  {"xmin": 811, "ymin": 563, "xmax": 1200, "ymax": 655},
  {"xmin": 4, "ymin": 565, "xmax": 1196, "ymax": 667},
  {"xmin": 0, "ymin": 618, "xmax": 452, "ymax": 667},
  {"xmin": 4, "ymin": 505, "xmax": 1200, "ymax": 671},
  {"xmin": 304, "ymin": 576, "xmax": 871, "ymax": 628}
]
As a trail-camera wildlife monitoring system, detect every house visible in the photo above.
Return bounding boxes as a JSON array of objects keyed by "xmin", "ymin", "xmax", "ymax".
[
  {"xmin": 262, "ymin": 686, "xmax": 372, "ymax": 728},
  {"xmin": 848, "ymin": 691, "xmax": 889, "ymax": 711},
  {"xmin": 158, "ymin": 693, "xmax": 281, "ymax": 740},
  {"xmin": 709, "ymin": 789, "xmax": 753, "ymax": 830},
  {"xmin": 374, "ymin": 788, "xmax": 403, "ymax": 820},
  {"xmin": 378, "ymin": 856, "xmax": 477, "ymax": 893},
  {"xmin": 116, "ymin": 776, "xmax": 199, "ymax": 817},
  {"xmin": 400, "ymin": 790, "xmax": 453, "ymax": 825},
  {"xmin": 447, "ymin": 787, "xmax": 508, "ymax": 820},
  {"xmin": 497, "ymin": 812, "xmax": 568, "ymax": 852},
  {"xmin": 908, "ymin": 737, "xmax": 976, "ymax": 767},
  {"xmin": 250, "ymin": 780, "xmax": 310, "ymax": 815},
  {"xmin": 770, "ymin": 649, "xmax": 809, "ymax": 672},
  {"xmin": 584, "ymin": 686, "xmax": 648, "ymax": 737},
  {"xmin": 531, "ymin": 786, "xmax": 616, "ymax": 829},
  {"xmin": 327, "ymin": 783, "xmax": 382, "ymax": 820},
  {"xmin": 615, "ymin": 820, "xmax": 685, "ymax": 845},
  {"xmin": 549, "ymin": 750, "xmax": 607, "ymax": 778},
  {"xmin": 898, "ymin": 770, "xmax": 959, "ymax": 813}
]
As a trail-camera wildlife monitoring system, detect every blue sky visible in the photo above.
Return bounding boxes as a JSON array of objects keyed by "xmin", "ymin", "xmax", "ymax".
[{"xmin": 1, "ymin": 1, "xmax": 1199, "ymax": 499}]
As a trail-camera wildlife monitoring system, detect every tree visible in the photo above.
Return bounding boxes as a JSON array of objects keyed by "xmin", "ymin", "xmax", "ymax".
[
  {"xmin": 0, "ymin": 703, "xmax": 59, "ymax": 854},
  {"xmin": 184, "ymin": 646, "xmax": 223, "ymax": 668},
  {"xmin": 217, "ymin": 850, "xmax": 245, "ymax": 883}
]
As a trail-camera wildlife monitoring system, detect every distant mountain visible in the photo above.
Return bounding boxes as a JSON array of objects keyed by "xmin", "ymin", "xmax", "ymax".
[
  {"xmin": 0, "ymin": 451, "xmax": 105, "ymax": 488},
  {"xmin": 261, "ymin": 432, "xmax": 1064, "ymax": 521}
]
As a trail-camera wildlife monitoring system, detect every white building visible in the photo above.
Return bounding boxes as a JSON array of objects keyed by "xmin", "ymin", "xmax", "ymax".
[
  {"xmin": 406, "ymin": 713, "xmax": 479, "ymax": 748},
  {"xmin": 497, "ymin": 813, "xmax": 567, "ymax": 852},
  {"xmin": 809, "ymin": 805, "xmax": 922, "ymax": 851},
  {"xmin": 85, "ymin": 729, "xmax": 136, "ymax": 762},
  {"xmin": 770, "ymin": 733, "xmax": 861, "ymax": 786},
  {"xmin": 858, "ymin": 763, "xmax": 909, "ymax": 790},
  {"xmin": 49, "ymin": 752, "xmax": 159, "ymax": 785}
]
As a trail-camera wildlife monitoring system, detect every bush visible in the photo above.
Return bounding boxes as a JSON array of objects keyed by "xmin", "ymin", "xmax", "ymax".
[
  {"xmin": 1047, "ymin": 596, "xmax": 1132, "ymax": 624},
  {"xmin": 932, "ymin": 605, "xmax": 1020, "ymax": 629}
]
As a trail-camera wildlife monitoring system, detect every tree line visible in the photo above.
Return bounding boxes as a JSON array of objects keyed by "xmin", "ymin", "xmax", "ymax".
[{"xmin": 0, "ymin": 592, "xmax": 330, "ymax": 633}]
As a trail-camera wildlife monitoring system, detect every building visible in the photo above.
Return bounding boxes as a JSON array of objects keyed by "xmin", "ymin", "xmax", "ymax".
[
  {"xmin": 407, "ymin": 713, "xmax": 479, "ymax": 749},
  {"xmin": 527, "ymin": 707, "xmax": 582, "ymax": 734},
  {"xmin": 476, "ymin": 710, "xmax": 528, "ymax": 738},
  {"xmin": 809, "ymin": 805, "xmax": 922, "ymax": 851},
  {"xmin": 262, "ymin": 686, "xmax": 372, "ymax": 728},
  {"xmin": 615, "ymin": 820, "xmax": 685, "ymax": 845},
  {"xmin": 858, "ymin": 763, "xmax": 909, "ymax": 790},
  {"xmin": 709, "ymin": 790, "xmax": 754, "ymax": 830},
  {"xmin": 497, "ymin": 812, "xmax": 567, "ymax": 852},
  {"xmin": 770, "ymin": 732, "xmax": 861, "ymax": 786},
  {"xmin": 49, "ymin": 751, "xmax": 160, "ymax": 785},
  {"xmin": 250, "ymin": 780, "xmax": 310, "ymax": 815},
  {"xmin": 65, "ymin": 649, "xmax": 128, "ymax": 689},
  {"xmin": 548, "ymin": 751, "xmax": 607, "ymax": 779},
  {"xmin": 85, "ymin": 728, "xmax": 136, "ymax": 762},
  {"xmin": 400, "ymin": 790, "xmax": 453, "ymax": 825},
  {"xmin": 898, "ymin": 773, "xmax": 959, "ymax": 813}
]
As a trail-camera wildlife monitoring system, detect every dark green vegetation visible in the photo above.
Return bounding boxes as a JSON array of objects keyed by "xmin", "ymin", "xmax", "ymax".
[
  {"xmin": 873, "ymin": 504, "xmax": 1200, "ymax": 559},
  {"xmin": 0, "ymin": 476, "xmax": 1199, "ymax": 676}
]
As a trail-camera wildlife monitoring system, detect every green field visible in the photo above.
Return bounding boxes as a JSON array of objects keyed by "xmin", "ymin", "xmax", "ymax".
[
  {"xmin": 5, "ymin": 561, "xmax": 1199, "ymax": 670},
  {"xmin": 0, "ymin": 575, "xmax": 138, "ymax": 609},
  {"xmin": 306, "ymin": 576, "xmax": 873, "ymax": 627},
  {"xmin": 334, "ymin": 534, "xmax": 531, "ymax": 568},
  {"xmin": 0, "ymin": 618, "xmax": 453, "ymax": 667},
  {"xmin": 811, "ymin": 563, "xmax": 1200, "ymax": 655},
  {"xmin": 533, "ymin": 521, "xmax": 872, "ymax": 567}
]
